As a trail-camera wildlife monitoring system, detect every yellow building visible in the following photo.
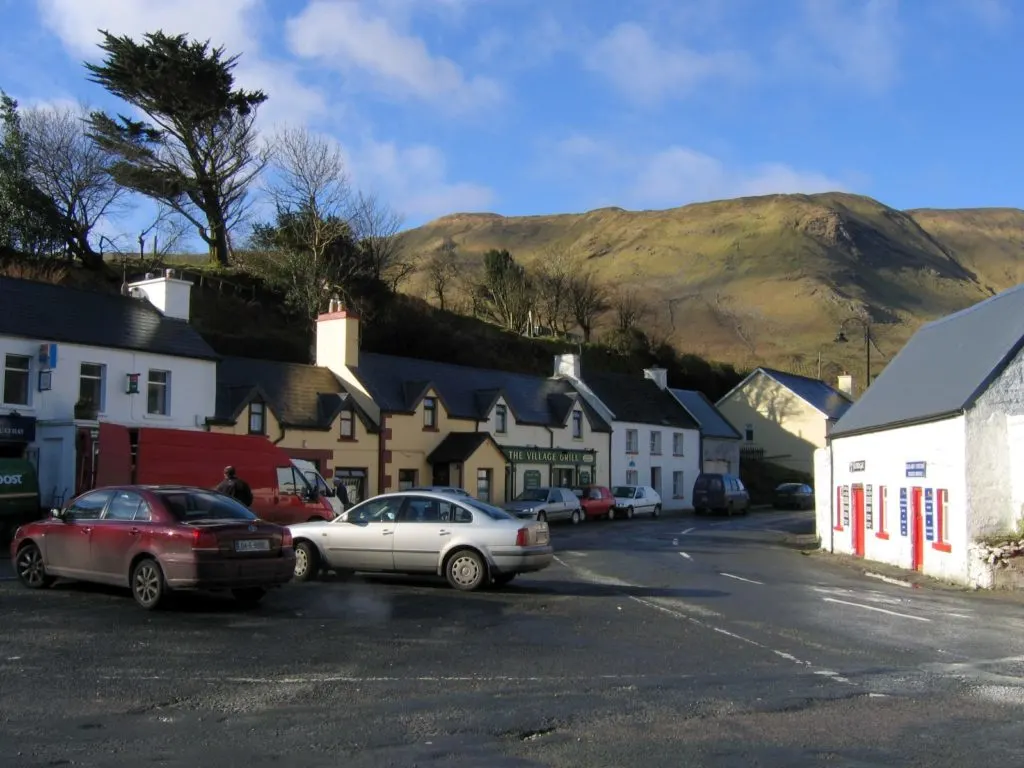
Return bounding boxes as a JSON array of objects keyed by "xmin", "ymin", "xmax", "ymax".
[
  {"xmin": 207, "ymin": 356, "xmax": 379, "ymax": 504},
  {"xmin": 716, "ymin": 367, "xmax": 852, "ymax": 475}
]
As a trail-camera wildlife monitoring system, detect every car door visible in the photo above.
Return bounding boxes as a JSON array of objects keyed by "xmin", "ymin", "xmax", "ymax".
[
  {"xmin": 633, "ymin": 486, "xmax": 648, "ymax": 513},
  {"xmin": 45, "ymin": 490, "xmax": 114, "ymax": 578},
  {"xmin": 90, "ymin": 490, "xmax": 147, "ymax": 585},
  {"xmin": 322, "ymin": 496, "xmax": 402, "ymax": 571},
  {"xmin": 392, "ymin": 495, "xmax": 457, "ymax": 572}
]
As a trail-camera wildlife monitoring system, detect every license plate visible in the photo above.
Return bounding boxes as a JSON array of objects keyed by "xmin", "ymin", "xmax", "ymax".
[
  {"xmin": 535, "ymin": 527, "xmax": 550, "ymax": 545},
  {"xmin": 235, "ymin": 539, "xmax": 270, "ymax": 552}
]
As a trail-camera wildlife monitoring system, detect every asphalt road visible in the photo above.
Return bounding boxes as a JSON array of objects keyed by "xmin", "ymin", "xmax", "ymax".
[{"xmin": 3, "ymin": 510, "xmax": 1024, "ymax": 767}]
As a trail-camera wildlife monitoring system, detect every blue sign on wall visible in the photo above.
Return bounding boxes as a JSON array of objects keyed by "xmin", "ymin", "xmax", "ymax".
[
  {"xmin": 924, "ymin": 488, "xmax": 934, "ymax": 542},
  {"xmin": 899, "ymin": 487, "xmax": 908, "ymax": 536},
  {"xmin": 906, "ymin": 461, "xmax": 927, "ymax": 478}
]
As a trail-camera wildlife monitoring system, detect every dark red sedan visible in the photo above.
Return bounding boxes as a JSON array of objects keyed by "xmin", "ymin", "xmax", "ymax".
[{"xmin": 10, "ymin": 485, "xmax": 295, "ymax": 610}]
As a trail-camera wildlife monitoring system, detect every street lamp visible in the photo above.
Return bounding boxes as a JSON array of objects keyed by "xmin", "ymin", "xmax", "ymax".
[{"xmin": 834, "ymin": 317, "xmax": 873, "ymax": 391}]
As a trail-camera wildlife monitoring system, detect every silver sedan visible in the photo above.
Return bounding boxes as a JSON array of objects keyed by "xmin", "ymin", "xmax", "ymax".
[{"xmin": 287, "ymin": 491, "xmax": 553, "ymax": 590}]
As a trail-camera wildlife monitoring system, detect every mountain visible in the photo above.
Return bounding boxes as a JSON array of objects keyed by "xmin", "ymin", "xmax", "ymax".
[{"xmin": 397, "ymin": 192, "xmax": 1024, "ymax": 383}]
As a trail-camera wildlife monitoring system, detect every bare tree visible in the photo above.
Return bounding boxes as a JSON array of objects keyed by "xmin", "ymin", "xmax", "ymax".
[
  {"xmin": 425, "ymin": 237, "xmax": 459, "ymax": 311},
  {"xmin": 567, "ymin": 269, "xmax": 609, "ymax": 343},
  {"xmin": 481, "ymin": 248, "xmax": 533, "ymax": 333},
  {"xmin": 20, "ymin": 103, "xmax": 127, "ymax": 267},
  {"xmin": 532, "ymin": 246, "xmax": 575, "ymax": 335},
  {"xmin": 612, "ymin": 288, "xmax": 649, "ymax": 333},
  {"xmin": 351, "ymin": 191, "xmax": 412, "ymax": 290}
]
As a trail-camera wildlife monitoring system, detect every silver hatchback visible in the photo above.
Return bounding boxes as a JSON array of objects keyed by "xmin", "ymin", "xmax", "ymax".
[
  {"xmin": 503, "ymin": 487, "xmax": 584, "ymax": 524},
  {"xmin": 288, "ymin": 491, "xmax": 553, "ymax": 590}
]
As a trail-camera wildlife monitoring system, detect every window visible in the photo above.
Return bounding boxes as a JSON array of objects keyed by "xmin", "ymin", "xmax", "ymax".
[
  {"xmin": 744, "ymin": 425, "xmax": 754, "ymax": 441},
  {"xmin": 495, "ymin": 405, "xmax": 507, "ymax": 434},
  {"xmin": 158, "ymin": 490, "xmax": 255, "ymax": 521},
  {"xmin": 277, "ymin": 466, "xmax": 302, "ymax": 495},
  {"xmin": 65, "ymin": 490, "xmax": 113, "ymax": 521},
  {"xmin": 477, "ymin": 468, "xmax": 492, "ymax": 503},
  {"xmin": 403, "ymin": 496, "xmax": 456, "ymax": 523},
  {"xmin": 398, "ymin": 469, "xmax": 418, "ymax": 490},
  {"xmin": 672, "ymin": 432, "xmax": 685, "ymax": 456},
  {"xmin": 79, "ymin": 363, "xmax": 105, "ymax": 410},
  {"xmin": 423, "ymin": 397, "xmax": 437, "ymax": 429},
  {"xmin": 572, "ymin": 410, "xmax": 583, "ymax": 439},
  {"xmin": 349, "ymin": 496, "xmax": 402, "ymax": 523},
  {"xmin": 105, "ymin": 490, "xmax": 145, "ymax": 521},
  {"xmin": 2, "ymin": 354, "xmax": 30, "ymax": 406},
  {"xmin": 673, "ymin": 471, "xmax": 686, "ymax": 499},
  {"xmin": 147, "ymin": 370, "xmax": 170, "ymax": 415},
  {"xmin": 249, "ymin": 402, "xmax": 266, "ymax": 435},
  {"xmin": 626, "ymin": 429, "xmax": 639, "ymax": 454},
  {"xmin": 625, "ymin": 469, "xmax": 639, "ymax": 485},
  {"xmin": 876, "ymin": 485, "xmax": 889, "ymax": 539},
  {"xmin": 934, "ymin": 489, "xmax": 951, "ymax": 552},
  {"xmin": 650, "ymin": 431, "xmax": 662, "ymax": 455},
  {"xmin": 340, "ymin": 410, "xmax": 355, "ymax": 439}
]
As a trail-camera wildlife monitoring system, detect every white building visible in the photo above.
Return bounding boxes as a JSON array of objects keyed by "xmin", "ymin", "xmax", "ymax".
[
  {"xmin": 669, "ymin": 388, "xmax": 743, "ymax": 475},
  {"xmin": 0, "ymin": 271, "xmax": 217, "ymax": 506},
  {"xmin": 553, "ymin": 355, "xmax": 701, "ymax": 511},
  {"xmin": 815, "ymin": 284, "xmax": 1024, "ymax": 586}
]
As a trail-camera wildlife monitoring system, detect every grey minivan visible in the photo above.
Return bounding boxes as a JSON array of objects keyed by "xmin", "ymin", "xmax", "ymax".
[
  {"xmin": 692, "ymin": 473, "xmax": 750, "ymax": 516},
  {"xmin": 503, "ymin": 487, "xmax": 584, "ymax": 524}
]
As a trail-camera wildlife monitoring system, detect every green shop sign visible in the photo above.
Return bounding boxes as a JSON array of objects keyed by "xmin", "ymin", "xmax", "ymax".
[{"xmin": 502, "ymin": 446, "xmax": 596, "ymax": 465}]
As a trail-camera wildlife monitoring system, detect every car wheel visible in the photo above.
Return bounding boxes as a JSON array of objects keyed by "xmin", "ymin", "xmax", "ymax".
[
  {"xmin": 653, "ymin": 504, "xmax": 661, "ymax": 518},
  {"xmin": 15, "ymin": 543, "xmax": 54, "ymax": 589},
  {"xmin": 571, "ymin": 509, "xmax": 581, "ymax": 525},
  {"xmin": 131, "ymin": 557, "xmax": 167, "ymax": 611},
  {"xmin": 607, "ymin": 508, "xmax": 616, "ymax": 521},
  {"xmin": 537, "ymin": 511, "xmax": 547, "ymax": 523},
  {"xmin": 293, "ymin": 540, "xmax": 321, "ymax": 582},
  {"xmin": 626, "ymin": 506, "xmax": 634, "ymax": 520},
  {"xmin": 446, "ymin": 550, "xmax": 486, "ymax": 591},
  {"xmin": 232, "ymin": 587, "xmax": 267, "ymax": 607}
]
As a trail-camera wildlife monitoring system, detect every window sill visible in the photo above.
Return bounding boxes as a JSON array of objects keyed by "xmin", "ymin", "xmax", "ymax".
[
  {"xmin": 338, "ymin": 436, "xmax": 357, "ymax": 443},
  {"xmin": 423, "ymin": 426, "xmax": 439, "ymax": 433},
  {"xmin": 143, "ymin": 413, "xmax": 172, "ymax": 420},
  {"xmin": 876, "ymin": 532, "xmax": 890, "ymax": 540},
  {"xmin": 932, "ymin": 542, "xmax": 952, "ymax": 553}
]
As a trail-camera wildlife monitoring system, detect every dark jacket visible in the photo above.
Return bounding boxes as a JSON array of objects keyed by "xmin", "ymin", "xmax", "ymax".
[{"xmin": 216, "ymin": 477, "xmax": 254, "ymax": 507}]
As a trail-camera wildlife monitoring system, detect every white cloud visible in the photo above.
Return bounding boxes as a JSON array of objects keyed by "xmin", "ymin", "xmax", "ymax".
[
  {"xmin": 583, "ymin": 22, "xmax": 753, "ymax": 103},
  {"xmin": 285, "ymin": 0, "xmax": 502, "ymax": 111}
]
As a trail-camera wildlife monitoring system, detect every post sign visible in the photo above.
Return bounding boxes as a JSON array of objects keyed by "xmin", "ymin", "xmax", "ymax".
[
  {"xmin": 842, "ymin": 486, "xmax": 850, "ymax": 527},
  {"xmin": 579, "ymin": 470, "xmax": 591, "ymax": 485},
  {"xmin": 899, "ymin": 487, "xmax": 908, "ymax": 537},
  {"xmin": 849, "ymin": 460, "xmax": 866, "ymax": 472},
  {"xmin": 924, "ymin": 488, "xmax": 935, "ymax": 541},
  {"xmin": 865, "ymin": 484, "xmax": 874, "ymax": 530},
  {"xmin": 906, "ymin": 461, "xmax": 926, "ymax": 478},
  {"xmin": 0, "ymin": 414, "xmax": 36, "ymax": 442},
  {"xmin": 503, "ymin": 446, "xmax": 596, "ymax": 465}
]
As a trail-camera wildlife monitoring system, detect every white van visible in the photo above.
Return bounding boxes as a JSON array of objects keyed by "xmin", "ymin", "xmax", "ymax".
[{"xmin": 291, "ymin": 458, "xmax": 345, "ymax": 517}]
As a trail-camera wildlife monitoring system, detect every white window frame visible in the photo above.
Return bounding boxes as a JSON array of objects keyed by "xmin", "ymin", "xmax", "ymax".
[
  {"xmin": 572, "ymin": 410, "xmax": 583, "ymax": 439},
  {"xmin": 340, "ymin": 410, "xmax": 355, "ymax": 438},
  {"xmin": 495, "ymin": 404, "xmax": 507, "ymax": 433},
  {"xmin": 79, "ymin": 362, "xmax": 106, "ymax": 412},
  {"xmin": 146, "ymin": 369, "xmax": 171, "ymax": 416},
  {"xmin": 249, "ymin": 401, "xmax": 266, "ymax": 435},
  {"xmin": 673, "ymin": 432, "xmax": 685, "ymax": 456},
  {"xmin": 650, "ymin": 430, "xmax": 662, "ymax": 455},
  {"xmin": 2, "ymin": 354, "xmax": 31, "ymax": 406},
  {"xmin": 673, "ymin": 470, "xmax": 686, "ymax": 499},
  {"xmin": 625, "ymin": 469, "xmax": 639, "ymax": 485},
  {"xmin": 626, "ymin": 429, "xmax": 638, "ymax": 454}
]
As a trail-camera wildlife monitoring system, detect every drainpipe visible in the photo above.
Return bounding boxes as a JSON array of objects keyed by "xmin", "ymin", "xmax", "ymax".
[{"xmin": 828, "ymin": 434, "xmax": 834, "ymax": 553}]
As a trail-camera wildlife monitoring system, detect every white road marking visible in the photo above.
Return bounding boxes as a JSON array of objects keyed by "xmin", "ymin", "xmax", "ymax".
[
  {"xmin": 946, "ymin": 613, "xmax": 973, "ymax": 619},
  {"xmin": 680, "ymin": 527, "xmax": 696, "ymax": 535},
  {"xmin": 679, "ymin": 552, "xmax": 692, "ymax": 560},
  {"xmin": 822, "ymin": 596, "xmax": 931, "ymax": 622},
  {"xmin": 814, "ymin": 670, "xmax": 853, "ymax": 684},
  {"xmin": 102, "ymin": 673, "xmax": 688, "ymax": 685},
  {"xmin": 720, "ymin": 572, "xmax": 764, "ymax": 585}
]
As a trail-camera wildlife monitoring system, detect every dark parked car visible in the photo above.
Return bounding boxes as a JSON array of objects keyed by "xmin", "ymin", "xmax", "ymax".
[
  {"xmin": 692, "ymin": 473, "xmax": 750, "ymax": 516},
  {"xmin": 773, "ymin": 483, "xmax": 815, "ymax": 510},
  {"xmin": 10, "ymin": 485, "xmax": 295, "ymax": 610}
]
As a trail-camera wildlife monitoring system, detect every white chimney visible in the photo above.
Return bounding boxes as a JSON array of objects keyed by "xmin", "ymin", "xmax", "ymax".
[
  {"xmin": 837, "ymin": 373, "xmax": 855, "ymax": 398},
  {"xmin": 554, "ymin": 353, "xmax": 582, "ymax": 380},
  {"xmin": 315, "ymin": 301, "xmax": 380, "ymax": 421},
  {"xmin": 127, "ymin": 269, "xmax": 193, "ymax": 321},
  {"xmin": 644, "ymin": 367, "xmax": 668, "ymax": 390}
]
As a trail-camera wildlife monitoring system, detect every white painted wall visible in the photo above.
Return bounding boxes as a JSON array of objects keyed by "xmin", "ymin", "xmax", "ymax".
[
  {"xmin": 702, "ymin": 437, "xmax": 740, "ymax": 474},
  {"xmin": 0, "ymin": 335, "xmax": 216, "ymax": 429},
  {"xmin": 965, "ymin": 345, "xmax": 1024, "ymax": 539},
  {"xmin": 610, "ymin": 420, "xmax": 700, "ymax": 510},
  {"xmin": 825, "ymin": 416, "xmax": 969, "ymax": 583}
]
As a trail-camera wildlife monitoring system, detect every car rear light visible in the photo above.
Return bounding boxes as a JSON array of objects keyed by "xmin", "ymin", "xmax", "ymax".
[
  {"xmin": 281, "ymin": 528, "xmax": 293, "ymax": 547},
  {"xmin": 515, "ymin": 527, "xmax": 529, "ymax": 547},
  {"xmin": 191, "ymin": 528, "xmax": 219, "ymax": 550}
]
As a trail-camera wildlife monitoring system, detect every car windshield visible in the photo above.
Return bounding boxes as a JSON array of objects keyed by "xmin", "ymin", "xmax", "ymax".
[
  {"xmin": 612, "ymin": 486, "xmax": 635, "ymax": 497},
  {"xmin": 516, "ymin": 489, "xmax": 548, "ymax": 502},
  {"xmin": 157, "ymin": 490, "xmax": 257, "ymax": 522},
  {"xmin": 777, "ymin": 483, "xmax": 802, "ymax": 491},
  {"xmin": 462, "ymin": 498, "xmax": 516, "ymax": 520}
]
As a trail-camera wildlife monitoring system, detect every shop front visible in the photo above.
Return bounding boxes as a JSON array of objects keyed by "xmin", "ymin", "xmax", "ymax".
[
  {"xmin": 502, "ymin": 445, "xmax": 598, "ymax": 501},
  {"xmin": 0, "ymin": 414, "xmax": 36, "ymax": 460}
]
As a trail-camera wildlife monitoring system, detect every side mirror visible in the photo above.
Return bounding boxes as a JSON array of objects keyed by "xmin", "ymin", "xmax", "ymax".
[{"xmin": 50, "ymin": 508, "xmax": 64, "ymax": 520}]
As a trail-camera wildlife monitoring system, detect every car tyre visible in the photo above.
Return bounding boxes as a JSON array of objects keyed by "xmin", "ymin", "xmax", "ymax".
[
  {"xmin": 446, "ymin": 549, "xmax": 486, "ymax": 591},
  {"xmin": 293, "ymin": 540, "xmax": 321, "ymax": 582},
  {"xmin": 15, "ymin": 543, "xmax": 54, "ymax": 589},
  {"xmin": 131, "ymin": 557, "xmax": 167, "ymax": 611},
  {"xmin": 625, "ymin": 506, "xmax": 634, "ymax": 520},
  {"xmin": 653, "ymin": 504, "xmax": 661, "ymax": 518},
  {"xmin": 607, "ymin": 508, "xmax": 616, "ymax": 521},
  {"xmin": 537, "ymin": 511, "xmax": 547, "ymax": 523},
  {"xmin": 233, "ymin": 587, "xmax": 267, "ymax": 607},
  {"xmin": 571, "ymin": 509, "xmax": 581, "ymax": 525}
]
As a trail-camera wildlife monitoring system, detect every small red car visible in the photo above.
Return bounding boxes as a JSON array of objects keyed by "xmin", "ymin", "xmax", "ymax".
[
  {"xmin": 10, "ymin": 485, "xmax": 295, "ymax": 610},
  {"xmin": 572, "ymin": 485, "xmax": 616, "ymax": 520}
]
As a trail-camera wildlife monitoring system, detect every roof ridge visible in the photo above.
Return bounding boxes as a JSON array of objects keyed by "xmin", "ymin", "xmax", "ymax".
[
  {"xmin": 361, "ymin": 350, "xmax": 557, "ymax": 384},
  {"xmin": 1, "ymin": 275, "xmax": 166, "ymax": 313}
]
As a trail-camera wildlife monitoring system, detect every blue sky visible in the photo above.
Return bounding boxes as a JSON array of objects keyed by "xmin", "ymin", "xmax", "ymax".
[{"xmin": 0, "ymin": 0, "xmax": 1021, "ymax": 242}]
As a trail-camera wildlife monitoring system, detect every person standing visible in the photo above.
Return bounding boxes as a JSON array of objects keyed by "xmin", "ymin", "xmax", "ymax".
[{"xmin": 216, "ymin": 465, "xmax": 253, "ymax": 507}]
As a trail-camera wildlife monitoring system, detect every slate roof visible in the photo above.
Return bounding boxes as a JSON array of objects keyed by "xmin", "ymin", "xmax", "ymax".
[
  {"xmin": 214, "ymin": 356, "xmax": 375, "ymax": 431},
  {"xmin": 832, "ymin": 284, "xmax": 1024, "ymax": 437},
  {"xmin": 0, "ymin": 276, "xmax": 217, "ymax": 360},
  {"xmin": 582, "ymin": 372, "xmax": 699, "ymax": 429},
  {"xmin": 737, "ymin": 368, "xmax": 853, "ymax": 421},
  {"xmin": 350, "ymin": 352, "xmax": 612, "ymax": 431},
  {"xmin": 669, "ymin": 389, "xmax": 742, "ymax": 439},
  {"xmin": 427, "ymin": 432, "xmax": 500, "ymax": 464}
]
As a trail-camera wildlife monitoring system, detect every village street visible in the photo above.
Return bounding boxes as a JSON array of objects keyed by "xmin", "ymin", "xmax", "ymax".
[{"xmin": 2, "ymin": 512, "xmax": 1024, "ymax": 767}]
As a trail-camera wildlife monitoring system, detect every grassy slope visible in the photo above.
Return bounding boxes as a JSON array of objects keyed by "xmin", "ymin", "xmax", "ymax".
[{"xmin": 399, "ymin": 192, "xmax": 1017, "ymax": 379}]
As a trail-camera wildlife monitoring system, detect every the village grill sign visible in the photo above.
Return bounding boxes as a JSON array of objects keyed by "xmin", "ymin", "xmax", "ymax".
[{"xmin": 502, "ymin": 446, "xmax": 596, "ymax": 465}]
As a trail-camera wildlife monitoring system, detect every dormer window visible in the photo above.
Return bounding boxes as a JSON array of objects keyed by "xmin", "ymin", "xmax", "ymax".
[
  {"xmin": 495, "ymin": 404, "xmax": 507, "ymax": 433},
  {"xmin": 572, "ymin": 410, "xmax": 583, "ymax": 439},
  {"xmin": 423, "ymin": 397, "xmax": 438, "ymax": 429},
  {"xmin": 340, "ymin": 410, "xmax": 355, "ymax": 439},
  {"xmin": 249, "ymin": 402, "xmax": 266, "ymax": 435}
]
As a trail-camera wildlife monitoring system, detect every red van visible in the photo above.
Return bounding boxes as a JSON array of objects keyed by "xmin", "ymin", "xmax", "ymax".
[{"xmin": 83, "ymin": 424, "xmax": 336, "ymax": 526}]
